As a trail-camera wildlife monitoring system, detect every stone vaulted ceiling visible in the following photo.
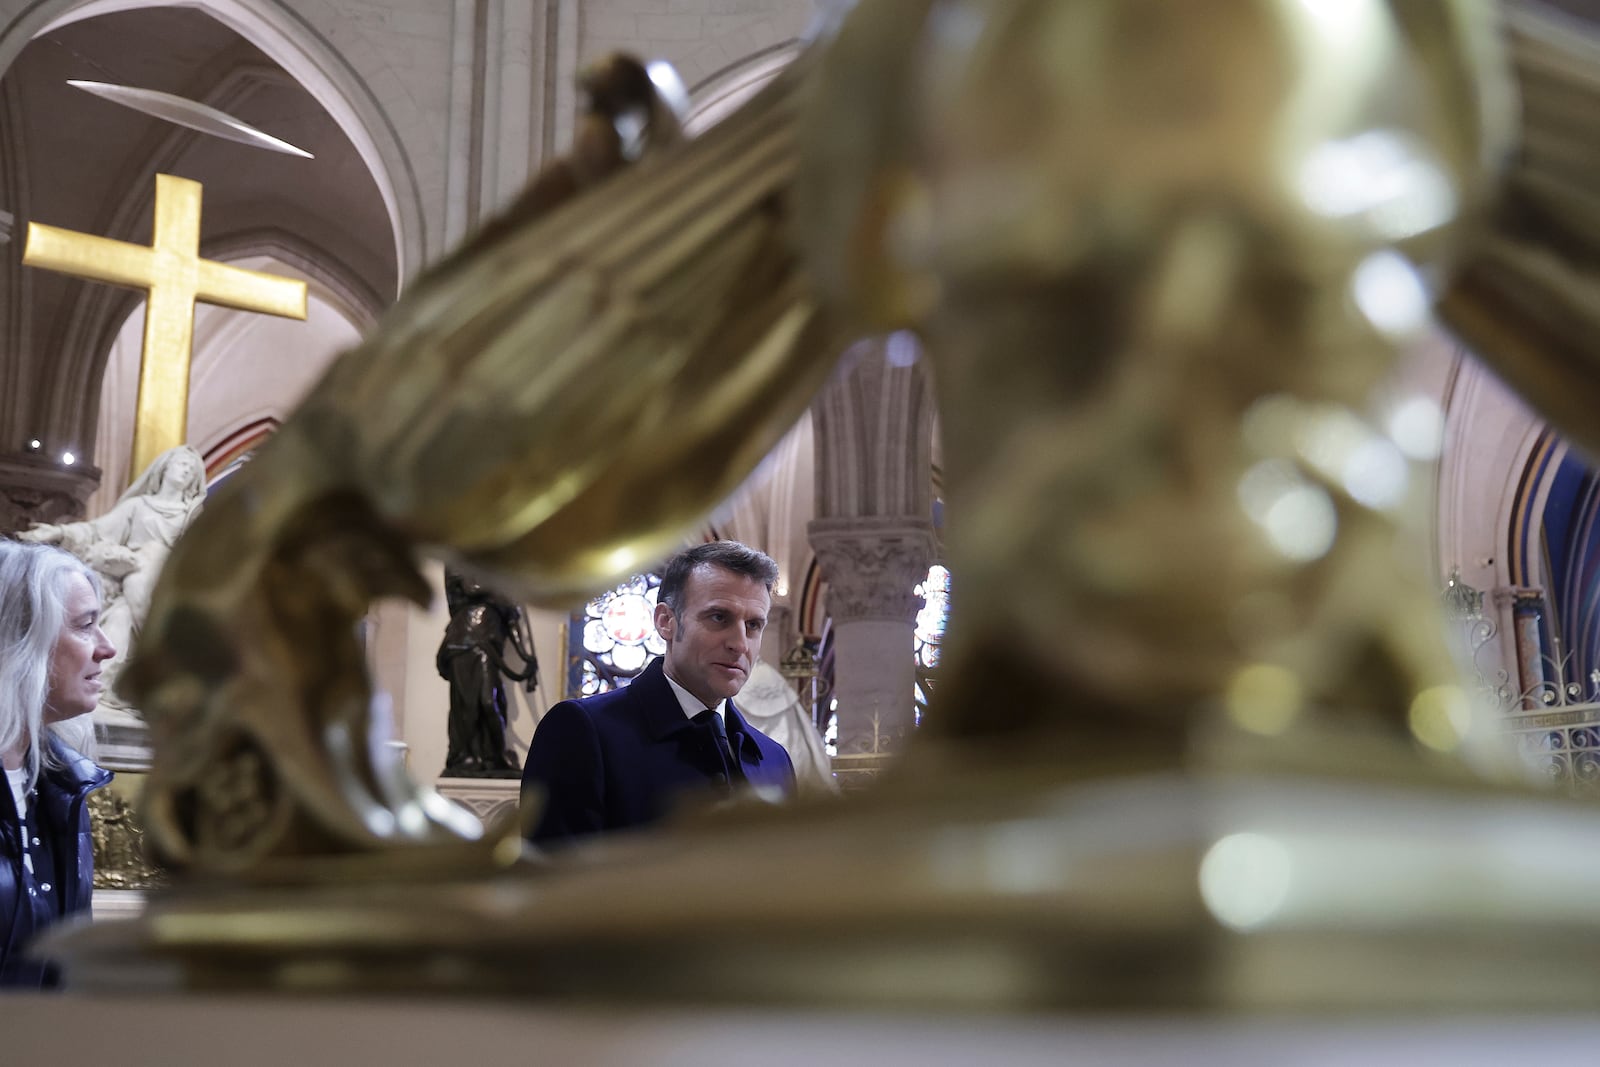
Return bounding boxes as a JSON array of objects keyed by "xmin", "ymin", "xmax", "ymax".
[{"xmin": 0, "ymin": 4, "xmax": 397, "ymax": 460}]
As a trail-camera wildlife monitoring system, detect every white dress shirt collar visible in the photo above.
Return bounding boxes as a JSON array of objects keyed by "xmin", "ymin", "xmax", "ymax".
[{"xmin": 663, "ymin": 668, "xmax": 727, "ymax": 721}]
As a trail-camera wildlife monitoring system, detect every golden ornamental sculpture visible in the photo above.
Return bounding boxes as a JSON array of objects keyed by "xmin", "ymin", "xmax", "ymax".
[
  {"xmin": 88, "ymin": 787, "xmax": 161, "ymax": 892},
  {"xmin": 49, "ymin": 2, "xmax": 1600, "ymax": 1010}
]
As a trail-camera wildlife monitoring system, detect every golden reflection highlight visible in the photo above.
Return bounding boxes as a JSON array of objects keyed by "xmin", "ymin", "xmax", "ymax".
[
  {"xmin": 1408, "ymin": 686, "xmax": 1474, "ymax": 754},
  {"xmin": 1227, "ymin": 664, "xmax": 1304, "ymax": 737}
]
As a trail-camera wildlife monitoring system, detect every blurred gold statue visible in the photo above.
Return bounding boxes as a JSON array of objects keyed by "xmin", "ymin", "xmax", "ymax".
[
  {"xmin": 799, "ymin": 0, "xmax": 1509, "ymax": 758},
  {"xmin": 79, "ymin": 0, "xmax": 1600, "ymax": 1009}
]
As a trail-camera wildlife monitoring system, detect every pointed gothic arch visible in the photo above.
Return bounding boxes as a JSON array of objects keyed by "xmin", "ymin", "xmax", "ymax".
[
  {"xmin": 1438, "ymin": 342, "xmax": 1577, "ymax": 696},
  {"xmin": 0, "ymin": 0, "xmax": 410, "ymax": 489},
  {"xmin": 1438, "ymin": 346, "xmax": 1560, "ymax": 593},
  {"xmin": 0, "ymin": 0, "xmax": 424, "ymax": 278}
]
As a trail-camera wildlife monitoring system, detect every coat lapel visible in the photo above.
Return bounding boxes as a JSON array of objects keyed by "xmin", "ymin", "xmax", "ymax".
[
  {"xmin": 635, "ymin": 659, "xmax": 696, "ymax": 742},
  {"xmin": 634, "ymin": 658, "xmax": 765, "ymax": 769},
  {"xmin": 724, "ymin": 702, "xmax": 765, "ymax": 768}
]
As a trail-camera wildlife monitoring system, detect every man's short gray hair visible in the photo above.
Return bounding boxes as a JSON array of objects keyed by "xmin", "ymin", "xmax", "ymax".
[{"xmin": 657, "ymin": 540, "xmax": 778, "ymax": 621}]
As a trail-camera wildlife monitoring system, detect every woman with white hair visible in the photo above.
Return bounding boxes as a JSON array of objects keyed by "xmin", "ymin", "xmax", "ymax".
[{"xmin": 0, "ymin": 540, "xmax": 114, "ymax": 988}]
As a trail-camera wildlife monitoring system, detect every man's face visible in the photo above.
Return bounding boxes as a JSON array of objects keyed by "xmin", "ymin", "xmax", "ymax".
[{"xmin": 655, "ymin": 563, "xmax": 770, "ymax": 708}]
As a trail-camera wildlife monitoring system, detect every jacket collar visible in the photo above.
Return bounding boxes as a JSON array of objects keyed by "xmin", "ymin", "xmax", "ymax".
[
  {"xmin": 636, "ymin": 659, "xmax": 764, "ymax": 765},
  {"xmin": 637, "ymin": 659, "xmax": 694, "ymax": 742},
  {"xmin": 33, "ymin": 736, "xmax": 112, "ymax": 827},
  {"xmin": 44, "ymin": 736, "xmax": 111, "ymax": 792}
]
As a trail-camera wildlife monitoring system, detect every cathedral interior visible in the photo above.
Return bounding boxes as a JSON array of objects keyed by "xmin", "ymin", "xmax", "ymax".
[{"xmin": 5, "ymin": 0, "xmax": 1600, "ymax": 1060}]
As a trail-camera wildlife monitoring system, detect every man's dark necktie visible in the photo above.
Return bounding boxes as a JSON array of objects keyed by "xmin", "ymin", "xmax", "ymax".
[{"xmin": 694, "ymin": 709, "xmax": 745, "ymax": 785}]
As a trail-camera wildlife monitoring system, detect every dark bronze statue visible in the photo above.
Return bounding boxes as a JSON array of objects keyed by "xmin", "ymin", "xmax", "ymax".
[{"xmin": 438, "ymin": 569, "xmax": 538, "ymax": 778}]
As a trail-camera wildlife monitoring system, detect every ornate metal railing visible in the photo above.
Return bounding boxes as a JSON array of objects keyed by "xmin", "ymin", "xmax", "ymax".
[
  {"xmin": 1504, "ymin": 702, "xmax": 1600, "ymax": 795},
  {"xmin": 1444, "ymin": 569, "xmax": 1600, "ymax": 795}
]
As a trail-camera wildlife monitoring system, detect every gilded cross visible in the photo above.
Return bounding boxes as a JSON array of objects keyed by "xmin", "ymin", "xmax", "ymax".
[{"xmin": 23, "ymin": 173, "xmax": 307, "ymax": 477}]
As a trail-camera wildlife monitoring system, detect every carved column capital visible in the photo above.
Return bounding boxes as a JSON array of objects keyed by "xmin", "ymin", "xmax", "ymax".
[
  {"xmin": 0, "ymin": 451, "xmax": 100, "ymax": 533},
  {"xmin": 808, "ymin": 516, "xmax": 936, "ymax": 625}
]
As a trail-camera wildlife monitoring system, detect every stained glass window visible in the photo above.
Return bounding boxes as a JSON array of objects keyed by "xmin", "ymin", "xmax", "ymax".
[
  {"xmin": 567, "ymin": 573, "xmax": 666, "ymax": 697},
  {"xmin": 824, "ymin": 696, "xmax": 839, "ymax": 759},
  {"xmin": 912, "ymin": 563, "xmax": 950, "ymax": 723}
]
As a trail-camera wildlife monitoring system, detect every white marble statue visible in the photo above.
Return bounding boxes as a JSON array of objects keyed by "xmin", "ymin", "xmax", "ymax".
[
  {"xmin": 19, "ymin": 445, "xmax": 206, "ymax": 718},
  {"xmin": 736, "ymin": 661, "xmax": 838, "ymax": 796}
]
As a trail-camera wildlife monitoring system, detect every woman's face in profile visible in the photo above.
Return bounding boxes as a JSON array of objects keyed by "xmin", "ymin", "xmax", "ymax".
[{"xmin": 44, "ymin": 573, "xmax": 116, "ymax": 722}]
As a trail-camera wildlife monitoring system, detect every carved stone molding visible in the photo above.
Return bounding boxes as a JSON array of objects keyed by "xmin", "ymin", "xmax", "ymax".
[
  {"xmin": 809, "ymin": 516, "xmax": 936, "ymax": 624},
  {"xmin": 437, "ymin": 776, "xmax": 520, "ymax": 828},
  {"xmin": 0, "ymin": 450, "xmax": 100, "ymax": 532},
  {"xmin": 90, "ymin": 888, "xmax": 148, "ymax": 922},
  {"xmin": 831, "ymin": 751, "xmax": 897, "ymax": 790}
]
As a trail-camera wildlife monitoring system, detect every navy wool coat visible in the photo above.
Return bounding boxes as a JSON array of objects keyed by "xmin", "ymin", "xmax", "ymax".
[
  {"xmin": 0, "ymin": 738, "xmax": 111, "ymax": 988},
  {"xmin": 522, "ymin": 657, "xmax": 795, "ymax": 845}
]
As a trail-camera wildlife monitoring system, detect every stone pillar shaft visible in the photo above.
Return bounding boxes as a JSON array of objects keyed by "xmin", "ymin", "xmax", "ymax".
[
  {"xmin": 809, "ymin": 517, "xmax": 935, "ymax": 757},
  {"xmin": 1510, "ymin": 589, "xmax": 1548, "ymax": 709}
]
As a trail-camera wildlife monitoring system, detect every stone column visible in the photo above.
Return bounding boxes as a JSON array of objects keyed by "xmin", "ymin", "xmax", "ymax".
[
  {"xmin": 809, "ymin": 517, "xmax": 935, "ymax": 758},
  {"xmin": 1509, "ymin": 588, "xmax": 1550, "ymax": 708},
  {"xmin": 442, "ymin": 0, "xmax": 568, "ymax": 249},
  {"xmin": 807, "ymin": 335, "xmax": 938, "ymax": 777},
  {"xmin": 760, "ymin": 602, "xmax": 793, "ymax": 671}
]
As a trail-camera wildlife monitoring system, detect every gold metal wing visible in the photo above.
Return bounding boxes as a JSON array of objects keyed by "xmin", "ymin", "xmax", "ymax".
[
  {"xmin": 121, "ymin": 54, "xmax": 842, "ymax": 874},
  {"xmin": 1440, "ymin": 2, "xmax": 1600, "ymax": 459}
]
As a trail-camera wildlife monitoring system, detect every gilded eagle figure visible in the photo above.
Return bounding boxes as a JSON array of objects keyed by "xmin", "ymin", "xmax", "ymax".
[{"xmin": 102, "ymin": 0, "xmax": 1600, "ymax": 1009}]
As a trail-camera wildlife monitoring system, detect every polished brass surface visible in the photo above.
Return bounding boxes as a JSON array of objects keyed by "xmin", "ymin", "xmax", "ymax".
[
  {"xmin": 800, "ymin": 0, "xmax": 1511, "ymax": 761},
  {"xmin": 49, "ymin": 745, "xmax": 1600, "ymax": 1010},
  {"xmin": 1438, "ymin": 3, "xmax": 1600, "ymax": 463},
  {"xmin": 23, "ymin": 173, "xmax": 308, "ymax": 477},
  {"xmin": 60, "ymin": 0, "xmax": 1600, "ymax": 1012}
]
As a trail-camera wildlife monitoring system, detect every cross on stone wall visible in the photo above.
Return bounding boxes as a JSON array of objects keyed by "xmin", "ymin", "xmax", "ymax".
[{"xmin": 23, "ymin": 173, "xmax": 307, "ymax": 479}]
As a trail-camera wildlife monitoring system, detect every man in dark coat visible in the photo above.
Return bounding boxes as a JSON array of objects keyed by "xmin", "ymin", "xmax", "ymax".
[{"xmin": 522, "ymin": 541, "xmax": 796, "ymax": 845}]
